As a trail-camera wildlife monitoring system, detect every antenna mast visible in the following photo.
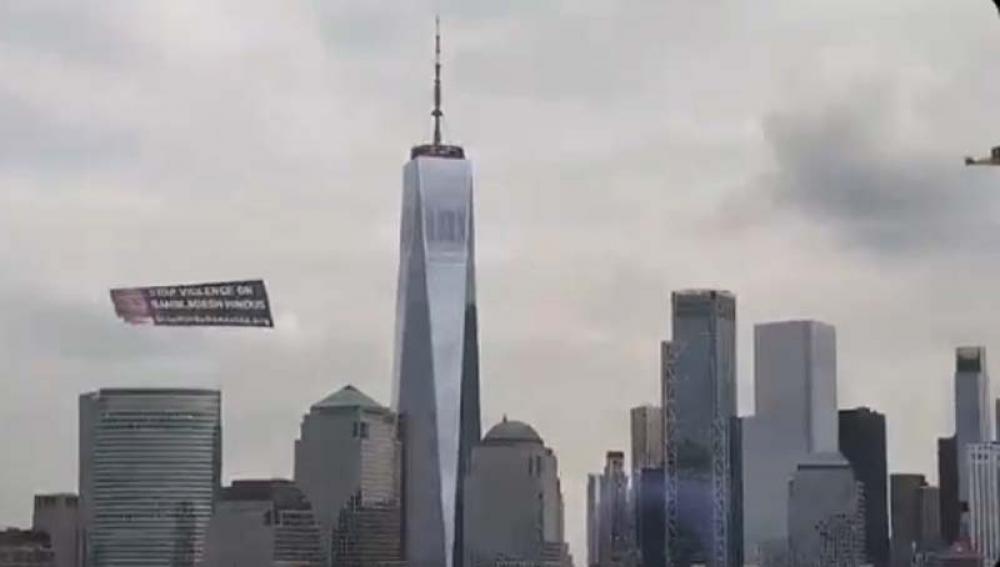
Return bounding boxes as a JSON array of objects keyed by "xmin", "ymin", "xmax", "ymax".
[{"xmin": 432, "ymin": 16, "xmax": 443, "ymax": 146}]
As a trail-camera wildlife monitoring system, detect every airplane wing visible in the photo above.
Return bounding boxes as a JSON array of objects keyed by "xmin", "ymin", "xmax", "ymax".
[{"xmin": 965, "ymin": 147, "xmax": 1000, "ymax": 166}]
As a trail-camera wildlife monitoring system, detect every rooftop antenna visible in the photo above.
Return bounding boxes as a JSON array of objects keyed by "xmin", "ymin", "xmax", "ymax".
[{"xmin": 432, "ymin": 16, "xmax": 443, "ymax": 146}]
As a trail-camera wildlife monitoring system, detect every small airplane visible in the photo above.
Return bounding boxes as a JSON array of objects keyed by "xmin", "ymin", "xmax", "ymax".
[{"xmin": 965, "ymin": 146, "xmax": 1000, "ymax": 166}]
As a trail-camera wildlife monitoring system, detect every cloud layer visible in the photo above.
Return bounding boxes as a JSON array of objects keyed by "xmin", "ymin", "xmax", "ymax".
[{"xmin": 2, "ymin": 0, "xmax": 1000, "ymax": 557}]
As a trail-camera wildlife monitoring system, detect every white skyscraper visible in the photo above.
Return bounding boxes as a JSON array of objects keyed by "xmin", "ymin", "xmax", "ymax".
[
  {"xmin": 79, "ymin": 389, "xmax": 221, "ymax": 567},
  {"xmin": 955, "ymin": 347, "xmax": 990, "ymax": 507},
  {"xmin": 743, "ymin": 320, "xmax": 838, "ymax": 562},
  {"xmin": 968, "ymin": 443, "xmax": 1000, "ymax": 566},
  {"xmin": 392, "ymin": 24, "xmax": 481, "ymax": 567},
  {"xmin": 788, "ymin": 454, "xmax": 865, "ymax": 567}
]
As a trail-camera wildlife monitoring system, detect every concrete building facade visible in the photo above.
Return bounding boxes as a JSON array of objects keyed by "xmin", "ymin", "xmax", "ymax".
[
  {"xmin": 32, "ymin": 494, "xmax": 79, "ymax": 567},
  {"xmin": 293, "ymin": 385, "xmax": 403, "ymax": 567},
  {"xmin": 202, "ymin": 480, "xmax": 323, "ymax": 567},
  {"xmin": 0, "ymin": 529, "xmax": 55, "ymax": 567},
  {"xmin": 743, "ymin": 320, "xmax": 838, "ymax": 562},
  {"xmin": 463, "ymin": 419, "xmax": 571, "ymax": 567},
  {"xmin": 787, "ymin": 454, "xmax": 865, "ymax": 567}
]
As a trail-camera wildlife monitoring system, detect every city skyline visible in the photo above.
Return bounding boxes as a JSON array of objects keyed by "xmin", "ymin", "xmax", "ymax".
[{"xmin": 2, "ymin": 2, "xmax": 1000, "ymax": 563}]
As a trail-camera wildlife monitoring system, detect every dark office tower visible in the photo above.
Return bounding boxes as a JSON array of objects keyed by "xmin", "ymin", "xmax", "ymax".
[
  {"xmin": 891, "ymin": 474, "xmax": 927, "ymax": 567},
  {"xmin": 727, "ymin": 416, "xmax": 744, "ymax": 567},
  {"xmin": 32, "ymin": 494, "xmax": 79, "ymax": 567},
  {"xmin": 663, "ymin": 290, "xmax": 740, "ymax": 567},
  {"xmin": 996, "ymin": 399, "xmax": 1000, "ymax": 443},
  {"xmin": 919, "ymin": 485, "xmax": 943, "ymax": 552},
  {"xmin": 839, "ymin": 407, "xmax": 890, "ymax": 567},
  {"xmin": 636, "ymin": 468, "xmax": 665, "ymax": 567},
  {"xmin": 0, "ymin": 529, "xmax": 55, "ymax": 566},
  {"xmin": 938, "ymin": 436, "xmax": 960, "ymax": 545},
  {"xmin": 392, "ymin": 23, "xmax": 481, "ymax": 567}
]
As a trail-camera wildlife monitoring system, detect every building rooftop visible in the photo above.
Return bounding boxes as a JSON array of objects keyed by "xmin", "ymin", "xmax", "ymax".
[
  {"xmin": 220, "ymin": 479, "xmax": 312, "ymax": 512},
  {"xmin": 483, "ymin": 417, "xmax": 543, "ymax": 445},
  {"xmin": 673, "ymin": 289, "xmax": 735, "ymax": 299},
  {"xmin": 84, "ymin": 388, "xmax": 220, "ymax": 397},
  {"xmin": 796, "ymin": 451, "xmax": 851, "ymax": 470},
  {"xmin": 0, "ymin": 529, "xmax": 51, "ymax": 547},
  {"xmin": 411, "ymin": 144, "xmax": 465, "ymax": 160},
  {"xmin": 311, "ymin": 385, "xmax": 385, "ymax": 411}
]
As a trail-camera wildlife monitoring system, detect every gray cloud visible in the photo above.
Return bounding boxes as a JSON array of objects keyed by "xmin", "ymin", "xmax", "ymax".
[
  {"xmin": 763, "ymin": 81, "xmax": 1000, "ymax": 255},
  {"xmin": 3, "ymin": 0, "xmax": 1000, "ymax": 559}
]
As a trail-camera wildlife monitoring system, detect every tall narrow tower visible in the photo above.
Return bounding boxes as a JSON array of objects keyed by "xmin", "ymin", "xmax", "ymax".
[
  {"xmin": 664, "ymin": 290, "xmax": 741, "ymax": 567},
  {"xmin": 954, "ymin": 347, "xmax": 989, "ymax": 507},
  {"xmin": 392, "ymin": 19, "xmax": 481, "ymax": 567}
]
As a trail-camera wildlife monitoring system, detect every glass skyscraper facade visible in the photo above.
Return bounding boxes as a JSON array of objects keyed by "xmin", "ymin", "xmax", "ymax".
[
  {"xmin": 630, "ymin": 406, "xmax": 664, "ymax": 472},
  {"xmin": 955, "ymin": 347, "xmax": 990, "ymax": 507},
  {"xmin": 79, "ymin": 388, "xmax": 221, "ymax": 567},
  {"xmin": 663, "ymin": 290, "xmax": 741, "ymax": 567},
  {"xmin": 393, "ymin": 138, "xmax": 481, "ymax": 567}
]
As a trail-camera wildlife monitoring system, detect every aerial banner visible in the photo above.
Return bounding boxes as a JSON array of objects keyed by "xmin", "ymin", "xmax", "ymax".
[{"xmin": 111, "ymin": 280, "xmax": 273, "ymax": 328}]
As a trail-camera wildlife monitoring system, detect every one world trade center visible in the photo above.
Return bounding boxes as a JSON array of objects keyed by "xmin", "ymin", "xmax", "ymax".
[{"xmin": 392, "ymin": 22, "xmax": 481, "ymax": 567}]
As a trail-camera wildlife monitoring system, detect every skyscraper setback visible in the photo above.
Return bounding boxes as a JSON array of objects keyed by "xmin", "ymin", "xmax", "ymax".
[
  {"xmin": 392, "ymin": 23, "xmax": 481, "ymax": 567},
  {"xmin": 663, "ymin": 290, "xmax": 742, "ymax": 567}
]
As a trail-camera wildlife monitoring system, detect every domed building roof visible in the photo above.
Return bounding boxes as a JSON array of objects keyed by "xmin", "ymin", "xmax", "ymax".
[
  {"xmin": 311, "ymin": 385, "xmax": 384, "ymax": 411},
  {"xmin": 483, "ymin": 416, "xmax": 543, "ymax": 445}
]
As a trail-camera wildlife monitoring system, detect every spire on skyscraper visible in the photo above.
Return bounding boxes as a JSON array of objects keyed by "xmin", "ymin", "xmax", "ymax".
[
  {"xmin": 411, "ymin": 17, "xmax": 464, "ymax": 159},
  {"xmin": 433, "ymin": 15, "xmax": 443, "ymax": 147}
]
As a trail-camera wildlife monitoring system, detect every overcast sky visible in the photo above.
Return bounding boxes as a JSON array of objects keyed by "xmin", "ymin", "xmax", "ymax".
[{"xmin": 2, "ymin": 0, "xmax": 1000, "ymax": 558}]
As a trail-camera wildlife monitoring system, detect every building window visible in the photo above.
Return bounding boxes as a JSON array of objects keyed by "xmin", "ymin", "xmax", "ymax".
[{"xmin": 360, "ymin": 422, "xmax": 369, "ymax": 439}]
